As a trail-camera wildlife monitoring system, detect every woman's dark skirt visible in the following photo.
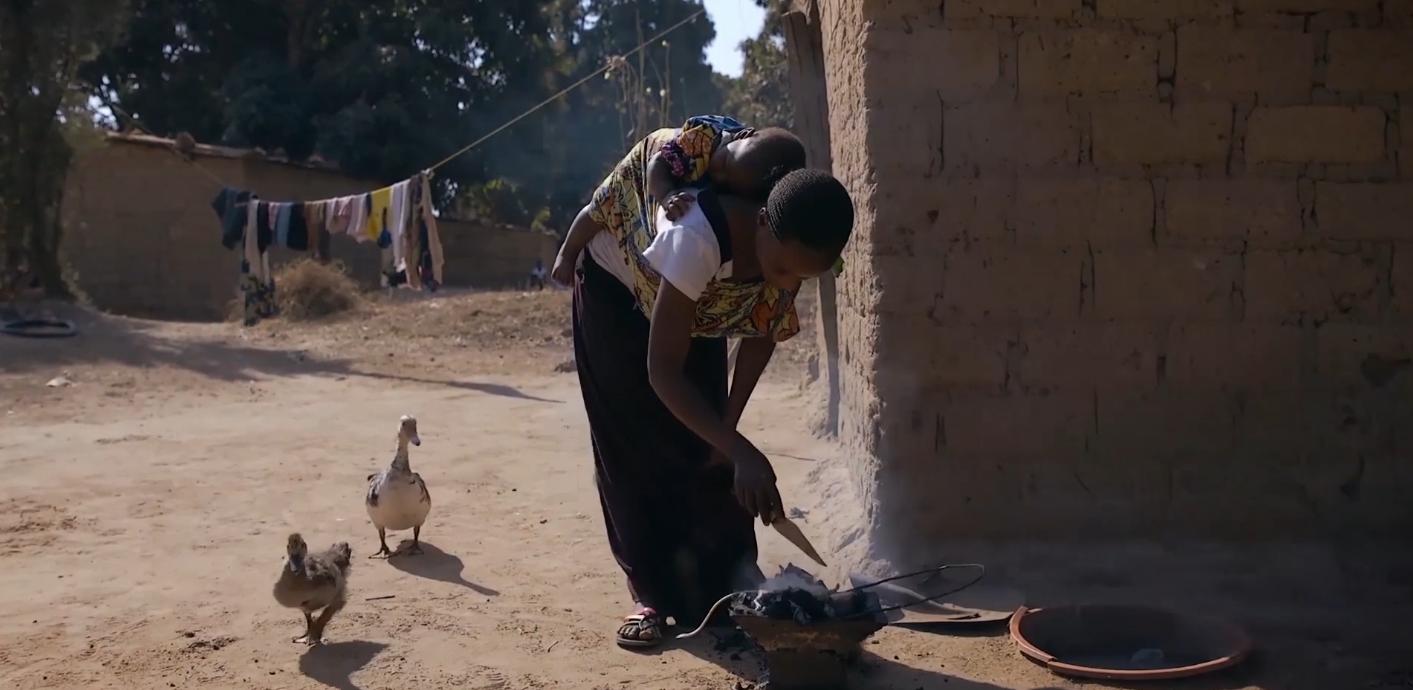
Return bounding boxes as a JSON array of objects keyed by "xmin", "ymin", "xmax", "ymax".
[{"xmin": 572, "ymin": 252, "xmax": 761, "ymax": 625}]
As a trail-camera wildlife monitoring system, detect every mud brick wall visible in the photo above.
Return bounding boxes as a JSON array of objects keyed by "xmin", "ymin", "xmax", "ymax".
[
  {"xmin": 62, "ymin": 137, "xmax": 554, "ymax": 321},
  {"xmin": 818, "ymin": 0, "xmax": 1413, "ymax": 549}
]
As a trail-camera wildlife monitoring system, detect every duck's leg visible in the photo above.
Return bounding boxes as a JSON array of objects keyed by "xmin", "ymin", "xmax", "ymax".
[
  {"xmin": 369, "ymin": 526, "xmax": 392, "ymax": 559},
  {"xmin": 292, "ymin": 611, "xmax": 315, "ymax": 644},
  {"xmin": 405, "ymin": 525, "xmax": 424, "ymax": 555},
  {"xmin": 307, "ymin": 598, "xmax": 345, "ymax": 645}
]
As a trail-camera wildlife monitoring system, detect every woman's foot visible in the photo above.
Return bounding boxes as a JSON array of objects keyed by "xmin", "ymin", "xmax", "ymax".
[{"xmin": 616, "ymin": 607, "xmax": 665, "ymax": 649}]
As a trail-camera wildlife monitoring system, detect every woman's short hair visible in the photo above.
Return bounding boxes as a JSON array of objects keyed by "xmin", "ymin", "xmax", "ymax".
[{"xmin": 765, "ymin": 168, "xmax": 854, "ymax": 258}]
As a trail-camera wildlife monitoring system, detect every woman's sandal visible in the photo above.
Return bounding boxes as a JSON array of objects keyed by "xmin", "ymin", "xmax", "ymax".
[{"xmin": 616, "ymin": 608, "xmax": 665, "ymax": 649}]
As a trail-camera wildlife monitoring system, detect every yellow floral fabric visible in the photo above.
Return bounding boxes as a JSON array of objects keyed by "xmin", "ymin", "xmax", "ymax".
[
  {"xmin": 668, "ymin": 120, "xmax": 723, "ymax": 182},
  {"xmin": 589, "ymin": 129, "xmax": 800, "ymax": 342}
]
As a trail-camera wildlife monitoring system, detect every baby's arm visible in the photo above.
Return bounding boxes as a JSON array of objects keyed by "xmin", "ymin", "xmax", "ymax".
[{"xmin": 647, "ymin": 155, "xmax": 700, "ymax": 221}]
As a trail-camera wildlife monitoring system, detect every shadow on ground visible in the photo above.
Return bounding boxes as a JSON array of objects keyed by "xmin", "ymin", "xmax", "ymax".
[
  {"xmin": 299, "ymin": 639, "xmax": 387, "ymax": 690},
  {"xmin": 0, "ymin": 305, "xmax": 554, "ymax": 402},
  {"xmin": 388, "ymin": 540, "xmax": 500, "ymax": 596}
]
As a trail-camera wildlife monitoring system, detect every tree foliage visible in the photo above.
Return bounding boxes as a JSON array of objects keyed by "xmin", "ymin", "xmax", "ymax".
[
  {"xmin": 719, "ymin": 0, "xmax": 793, "ymax": 130},
  {"xmin": 0, "ymin": 0, "xmax": 130, "ymax": 296},
  {"xmin": 1, "ymin": 0, "xmax": 794, "ymax": 294},
  {"xmin": 79, "ymin": 0, "xmax": 724, "ymax": 233}
]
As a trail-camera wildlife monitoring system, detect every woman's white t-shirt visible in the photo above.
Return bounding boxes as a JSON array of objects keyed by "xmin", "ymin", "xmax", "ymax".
[{"xmin": 585, "ymin": 202, "xmax": 733, "ymax": 301}]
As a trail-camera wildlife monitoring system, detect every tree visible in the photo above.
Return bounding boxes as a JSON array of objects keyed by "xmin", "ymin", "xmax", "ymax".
[
  {"xmin": 720, "ymin": 0, "xmax": 792, "ymax": 129},
  {"xmin": 0, "ymin": 0, "xmax": 130, "ymax": 296},
  {"xmin": 515, "ymin": 0, "xmax": 726, "ymax": 231},
  {"xmin": 78, "ymin": 0, "xmax": 726, "ymax": 236}
]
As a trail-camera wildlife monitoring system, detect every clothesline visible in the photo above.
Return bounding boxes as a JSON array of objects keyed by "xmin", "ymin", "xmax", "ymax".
[
  {"xmin": 189, "ymin": 7, "xmax": 707, "ymax": 325},
  {"xmin": 212, "ymin": 172, "xmax": 447, "ymax": 324},
  {"xmin": 424, "ymin": 8, "xmax": 706, "ymax": 172}
]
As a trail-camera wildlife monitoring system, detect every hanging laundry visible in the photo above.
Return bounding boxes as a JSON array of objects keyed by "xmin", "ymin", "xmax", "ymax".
[
  {"xmin": 265, "ymin": 203, "xmax": 279, "ymax": 248},
  {"xmin": 211, "ymin": 187, "xmax": 251, "ymax": 250},
  {"xmin": 368, "ymin": 187, "xmax": 392, "ymax": 243},
  {"xmin": 310, "ymin": 201, "xmax": 332, "ymax": 260},
  {"xmin": 275, "ymin": 203, "xmax": 293, "ymax": 248},
  {"xmin": 212, "ymin": 174, "xmax": 443, "ymax": 323},
  {"xmin": 418, "ymin": 173, "xmax": 446, "ymax": 286},
  {"xmin": 349, "ymin": 193, "xmax": 370, "ymax": 240},
  {"xmin": 247, "ymin": 201, "xmax": 266, "ymax": 277},
  {"xmin": 287, "ymin": 202, "xmax": 309, "ymax": 251},
  {"xmin": 387, "ymin": 180, "xmax": 411, "ymax": 272},
  {"xmin": 326, "ymin": 196, "xmax": 352, "ymax": 237},
  {"xmin": 405, "ymin": 175, "xmax": 426, "ymax": 290},
  {"xmin": 239, "ymin": 199, "xmax": 277, "ymax": 325}
]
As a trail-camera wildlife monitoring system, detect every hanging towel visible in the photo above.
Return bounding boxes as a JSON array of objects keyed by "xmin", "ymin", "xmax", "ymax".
[
  {"xmin": 287, "ymin": 202, "xmax": 308, "ymax": 251},
  {"xmin": 211, "ymin": 187, "xmax": 251, "ymax": 250},
  {"xmin": 327, "ymin": 196, "xmax": 352, "ymax": 237},
  {"xmin": 265, "ymin": 203, "xmax": 279, "ymax": 247},
  {"xmin": 317, "ymin": 203, "xmax": 332, "ymax": 259},
  {"xmin": 368, "ymin": 187, "xmax": 392, "ymax": 242},
  {"xmin": 252, "ymin": 199, "xmax": 273, "ymax": 253},
  {"xmin": 304, "ymin": 202, "xmax": 325, "ymax": 257},
  {"xmin": 419, "ymin": 174, "xmax": 445, "ymax": 285},
  {"xmin": 348, "ymin": 194, "xmax": 369, "ymax": 240},
  {"xmin": 309, "ymin": 201, "xmax": 332, "ymax": 259},
  {"xmin": 388, "ymin": 180, "xmax": 410, "ymax": 272},
  {"xmin": 275, "ymin": 203, "xmax": 293, "ymax": 248},
  {"xmin": 247, "ymin": 199, "xmax": 265, "ymax": 274},
  {"xmin": 404, "ymin": 175, "xmax": 424, "ymax": 290}
]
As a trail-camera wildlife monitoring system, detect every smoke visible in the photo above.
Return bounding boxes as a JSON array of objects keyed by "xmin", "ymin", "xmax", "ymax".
[{"xmin": 759, "ymin": 563, "xmax": 830, "ymax": 595}]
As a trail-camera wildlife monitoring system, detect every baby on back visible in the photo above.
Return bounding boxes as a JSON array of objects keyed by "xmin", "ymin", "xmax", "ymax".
[
  {"xmin": 648, "ymin": 115, "xmax": 807, "ymax": 218},
  {"xmin": 551, "ymin": 115, "xmax": 806, "ymax": 285}
]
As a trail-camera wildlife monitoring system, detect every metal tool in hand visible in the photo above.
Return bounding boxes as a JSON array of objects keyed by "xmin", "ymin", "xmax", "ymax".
[{"xmin": 770, "ymin": 515, "xmax": 826, "ymax": 567}]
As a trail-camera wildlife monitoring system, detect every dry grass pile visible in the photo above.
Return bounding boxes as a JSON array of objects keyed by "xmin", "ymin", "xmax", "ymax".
[{"xmin": 271, "ymin": 260, "xmax": 362, "ymax": 320}]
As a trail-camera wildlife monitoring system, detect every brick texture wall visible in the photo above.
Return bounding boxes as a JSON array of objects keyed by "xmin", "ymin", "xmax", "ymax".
[
  {"xmin": 62, "ymin": 138, "xmax": 555, "ymax": 321},
  {"xmin": 820, "ymin": 0, "xmax": 1412, "ymax": 549}
]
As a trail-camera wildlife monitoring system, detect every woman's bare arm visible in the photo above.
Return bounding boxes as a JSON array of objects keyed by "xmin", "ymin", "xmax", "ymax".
[
  {"xmin": 647, "ymin": 282, "xmax": 782, "ymax": 522},
  {"xmin": 725, "ymin": 338, "xmax": 775, "ymax": 428},
  {"xmin": 551, "ymin": 204, "xmax": 603, "ymax": 285}
]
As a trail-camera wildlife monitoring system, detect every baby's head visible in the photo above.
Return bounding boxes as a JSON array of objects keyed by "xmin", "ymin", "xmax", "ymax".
[
  {"xmin": 717, "ymin": 127, "xmax": 807, "ymax": 202},
  {"xmin": 753, "ymin": 168, "xmax": 854, "ymax": 290}
]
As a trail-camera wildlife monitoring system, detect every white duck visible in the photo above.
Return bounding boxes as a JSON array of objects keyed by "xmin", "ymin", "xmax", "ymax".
[{"xmin": 365, "ymin": 415, "xmax": 431, "ymax": 558}]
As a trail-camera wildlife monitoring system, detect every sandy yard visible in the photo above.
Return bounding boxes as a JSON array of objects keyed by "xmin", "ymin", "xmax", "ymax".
[{"xmin": 2, "ymin": 290, "xmax": 1411, "ymax": 690}]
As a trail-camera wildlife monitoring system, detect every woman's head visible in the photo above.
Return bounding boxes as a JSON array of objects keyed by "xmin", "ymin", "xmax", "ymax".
[{"xmin": 754, "ymin": 168, "xmax": 854, "ymax": 290}]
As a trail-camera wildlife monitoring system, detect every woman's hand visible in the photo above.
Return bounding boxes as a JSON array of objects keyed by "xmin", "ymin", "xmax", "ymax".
[
  {"xmin": 550, "ymin": 249, "xmax": 577, "ymax": 287},
  {"xmin": 728, "ymin": 439, "xmax": 782, "ymax": 525}
]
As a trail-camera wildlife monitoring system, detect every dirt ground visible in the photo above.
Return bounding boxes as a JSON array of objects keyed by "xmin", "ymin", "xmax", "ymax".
[{"xmin": 2, "ymin": 290, "xmax": 1411, "ymax": 690}]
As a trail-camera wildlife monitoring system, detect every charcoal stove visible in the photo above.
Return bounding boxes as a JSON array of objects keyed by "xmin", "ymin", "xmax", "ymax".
[
  {"xmin": 732, "ymin": 595, "xmax": 887, "ymax": 689},
  {"xmin": 680, "ymin": 564, "xmax": 986, "ymax": 690},
  {"xmin": 680, "ymin": 566, "xmax": 887, "ymax": 690}
]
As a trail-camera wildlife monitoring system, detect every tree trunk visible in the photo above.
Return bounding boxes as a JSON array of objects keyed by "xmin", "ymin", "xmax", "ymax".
[
  {"xmin": 0, "ymin": 0, "xmax": 79, "ymax": 297},
  {"xmin": 0, "ymin": 0, "xmax": 32, "ymax": 280},
  {"xmin": 27, "ymin": 126, "xmax": 73, "ymax": 297}
]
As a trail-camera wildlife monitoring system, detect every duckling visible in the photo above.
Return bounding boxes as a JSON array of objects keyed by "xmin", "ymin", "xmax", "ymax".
[
  {"xmin": 365, "ymin": 415, "xmax": 431, "ymax": 558},
  {"xmin": 272, "ymin": 533, "xmax": 352, "ymax": 645}
]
